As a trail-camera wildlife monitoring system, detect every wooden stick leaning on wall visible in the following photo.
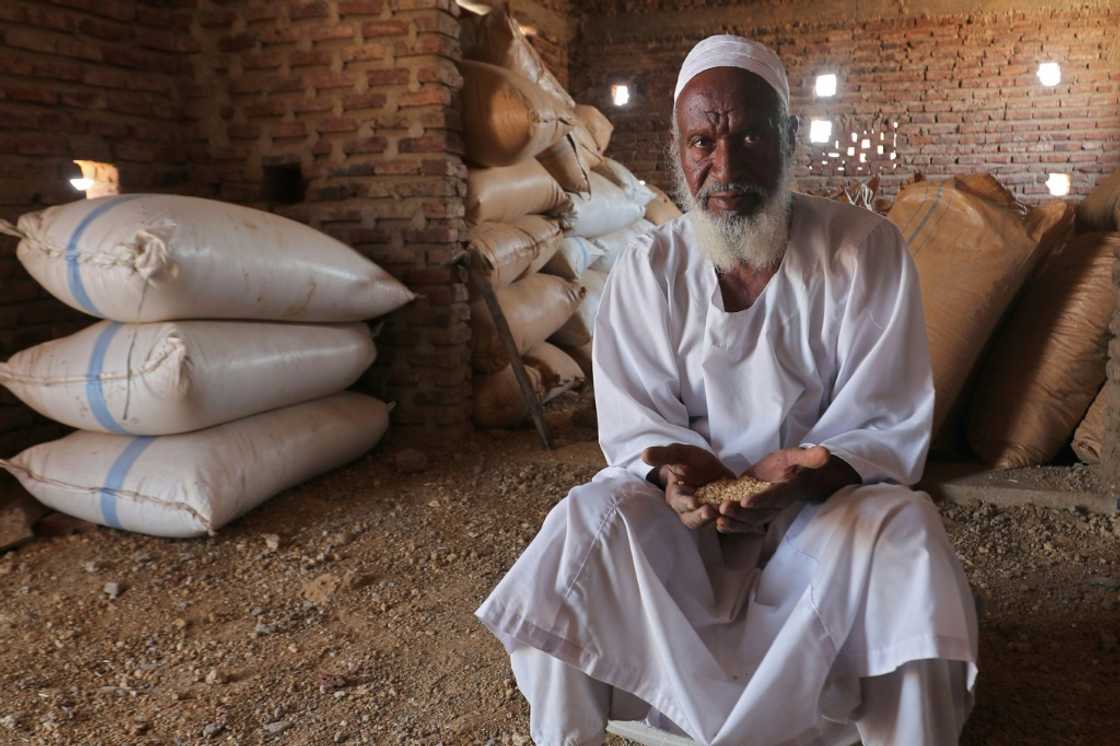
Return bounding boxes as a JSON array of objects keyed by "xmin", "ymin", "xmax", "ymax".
[{"xmin": 471, "ymin": 269, "xmax": 553, "ymax": 449}]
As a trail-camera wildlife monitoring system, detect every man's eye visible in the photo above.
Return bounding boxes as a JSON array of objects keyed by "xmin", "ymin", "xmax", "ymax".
[
  {"xmin": 690, "ymin": 137, "xmax": 712, "ymax": 150},
  {"xmin": 743, "ymin": 133, "xmax": 761, "ymax": 145}
]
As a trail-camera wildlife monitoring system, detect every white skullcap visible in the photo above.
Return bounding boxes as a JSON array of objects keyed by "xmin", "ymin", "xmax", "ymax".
[{"xmin": 673, "ymin": 35, "xmax": 790, "ymax": 110}]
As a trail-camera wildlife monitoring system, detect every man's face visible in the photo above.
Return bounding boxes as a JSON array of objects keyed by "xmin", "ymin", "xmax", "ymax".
[{"xmin": 674, "ymin": 67, "xmax": 792, "ymax": 219}]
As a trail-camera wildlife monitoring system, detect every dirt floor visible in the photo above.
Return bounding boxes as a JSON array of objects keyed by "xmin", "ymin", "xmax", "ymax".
[{"xmin": 2, "ymin": 390, "xmax": 1119, "ymax": 746}]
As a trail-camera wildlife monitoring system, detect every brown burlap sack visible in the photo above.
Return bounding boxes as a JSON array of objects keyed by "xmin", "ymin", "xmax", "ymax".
[
  {"xmin": 537, "ymin": 126, "xmax": 604, "ymax": 194},
  {"xmin": 575, "ymin": 104, "xmax": 613, "ymax": 154},
  {"xmin": 468, "ymin": 217, "xmax": 563, "ymax": 288},
  {"xmin": 523, "ymin": 342, "xmax": 585, "ymax": 392},
  {"xmin": 467, "ymin": 160, "xmax": 569, "ymax": 224},
  {"xmin": 463, "ymin": 7, "xmax": 576, "ymax": 111},
  {"xmin": 471, "ymin": 274, "xmax": 585, "ymax": 373},
  {"xmin": 550, "ymin": 269, "xmax": 607, "ymax": 347},
  {"xmin": 472, "ymin": 344, "xmax": 585, "ymax": 429},
  {"xmin": 558, "ymin": 341, "xmax": 594, "ymax": 382},
  {"xmin": 644, "ymin": 183, "xmax": 683, "ymax": 225},
  {"xmin": 887, "ymin": 175, "xmax": 1065, "ymax": 439},
  {"xmin": 460, "ymin": 60, "xmax": 573, "ymax": 168},
  {"xmin": 1076, "ymin": 168, "xmax": 1120, "ymax": 232},
  {"xmin": 1072, "ymin": 385, "xmax": 1108, "ymax": 464},
  {"xmin": 967, "ymin": 230, "xmax": 1116, "ymax": 468},
  {"xmin": 472, "ymin": 363, "xmax": 545, "ymax": 429}
]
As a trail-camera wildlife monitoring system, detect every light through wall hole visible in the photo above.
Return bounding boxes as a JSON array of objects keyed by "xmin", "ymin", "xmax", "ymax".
[
  {"xmin": 814, "ymin": 73, "xmax": 837, "ymax": 97},
  {"xmin": 611, "ymin": 83, "xmax": 630, "ymax": 107},
  {"xmin": 809, "ymin": 119, "xmax": 833, "ymax": 143},
  {"xmin": 1037, "ymin": 62, "xmax": 1061, "ymax": 87},
  {"xmin": 1046, "ymin": 173, "xmax": 1070, "ymax": 196},
  {"xmin": 70, "ymin": 160, "xmax": 119, "ymax": 199}
]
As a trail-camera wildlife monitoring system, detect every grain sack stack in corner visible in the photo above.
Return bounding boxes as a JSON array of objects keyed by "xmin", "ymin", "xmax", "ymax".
[
  {"xmin": 460, "ymin": 7, "xmax": 680, "ymax": 426},
  {"xmin": 886, "ymin": 174, "xmax": 1072, "ymax": 453},
  {"xmin": 0, "ymin": 195, "xmax": 413, "ymax": 537}
]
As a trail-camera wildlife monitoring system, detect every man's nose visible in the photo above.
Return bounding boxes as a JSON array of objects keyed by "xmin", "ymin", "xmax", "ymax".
[{"xmin": 708, "ymin": 138, "xmax": 743, "ymax": 187}]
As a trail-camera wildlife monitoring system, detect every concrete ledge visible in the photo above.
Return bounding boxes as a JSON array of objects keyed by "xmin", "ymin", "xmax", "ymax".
[{"xmin": 920, "ymin": 461, "xmax": 1119, "ymax": 515}]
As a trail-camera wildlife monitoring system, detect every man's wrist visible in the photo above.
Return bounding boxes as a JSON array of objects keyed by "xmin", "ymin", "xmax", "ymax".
[{"xmin": 798, "ymin": 455, "xmax": 861, "ymax": 504}]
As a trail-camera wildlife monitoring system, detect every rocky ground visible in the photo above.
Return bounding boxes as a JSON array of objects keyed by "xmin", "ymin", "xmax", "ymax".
[{"xmin": 1, "ymin": 390, "xmax": 1118, "ymax": 745}]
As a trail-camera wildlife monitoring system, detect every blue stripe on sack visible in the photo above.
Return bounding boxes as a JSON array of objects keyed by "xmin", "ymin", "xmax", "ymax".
[
  {"xmin": 86, "ymin": 321, "xmax": 129, "ymax": 434},
  {"xmin": 577, "ymin": 238, "xmax": 590, "ymax": 273},
  {"xmin": 904, "ymin": 182, "xmax": 945, "ymax": 253},
  {"xmin": 99, "ymin": 436, "xmax": 155, "ymax": 530},
  {"xmin": 65, "ymin": 195, "xmax": 143, "ymax": 316}
]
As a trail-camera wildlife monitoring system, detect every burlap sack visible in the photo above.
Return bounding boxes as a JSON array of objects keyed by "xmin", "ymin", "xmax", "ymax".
[
  {"xmin": 558, "ymin": 341, "xmax": 594, "ymax": 381},
  {"xmin": 593, "ymin": 158, "xmax": 655, "ymax": 208},
  {"xmin": 537, "ymin": 126, "xmax": 604, "ymax": 194},
  {"xmin": 968, "ymin": 230, "xmax": 1116, "ymax": 468},
  {"xmin": 541, "ymin": 235, "xmax": 604, "ymax": 280},
  {"xmin": 1072, "ymin": 385, "xmax": 1108, "ymax": 464},
  {"xmin": 645, "ymin": 183, "xmax": 683, "ymax": 225},
  {"xmin": 464, "ymin": 7, "xmax": 576, "ymax": 111},
  {"xmin": 1077, "ymin": 168, "xmax": 1120, "ymax": 232},
  {"xmin": 472, "ymin": 344, "xmax": 584, "ymax": 429},
  {"xmin": 524, "ymin": 342, "xmax": 585, "ymax": 392},
  {"xmin": 460, "ymin": 60, "xmax": 573, "ymax": 167},
  {"xmin": 467, "ymin": 160, "xmax": 569, "ymax": 224},
  {"xmin": 575, "ymin": 104, "xmax": 613, "ymax": 153},
  {"xmin": 471, "ymin": 274, "xmax": 585, "ymax": 373},
  {"xmin": 468, "ymin": 217, "xmax": 563, "ymax": 288},
  {"xmin": 887, "ymin": 175, "xmax": 1066, "ymax": 438},
  {"xmin": 566, "ymin": 172, "xmax": 647, "ymax": 238},
  {"xmin": 550, "ymin": 269, "xmax": 607, "ymax": 347},
  {"xmin": 473, "ymin": 363, "xmax": 545, "ymax": 429},
  {"xmin": 590, "ymin": 219, "xmax": 655, "ymax": 272}
]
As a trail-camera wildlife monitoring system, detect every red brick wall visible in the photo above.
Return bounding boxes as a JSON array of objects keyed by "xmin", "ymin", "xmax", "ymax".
[
  {"xmin": 0, "ymin": 0, "xmax": 194, "ymax": 457},
  {"xmin": 185, "ymin": 0, "xmax": 472, "ymax": 441},
  {"xmin": 570, "ymin": 2, "xmax": 1120, "ymax": 205}
]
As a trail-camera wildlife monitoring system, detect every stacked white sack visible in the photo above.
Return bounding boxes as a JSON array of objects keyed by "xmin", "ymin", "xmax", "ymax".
[
  {"xmin": 0, "ymin": 195, "xmax": 412, "ymax": 535},
  {"xmin": 1, "ymin": 194, "xmax": 413, "ymax": 322},
  {"xmin": 0, "ymin": 393, "xmax": 388, "ymax": 538},
  {"xmin": 0, "ymin": 320, "xmax": 375, "ymax": 435}
]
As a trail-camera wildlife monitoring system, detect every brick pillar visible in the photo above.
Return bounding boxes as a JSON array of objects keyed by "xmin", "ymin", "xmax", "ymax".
[{"xmin": 187, "ymin": 0, "xmax": 472, "ymax": 444}]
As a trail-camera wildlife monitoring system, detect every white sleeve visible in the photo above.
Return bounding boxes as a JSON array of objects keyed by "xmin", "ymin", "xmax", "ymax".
[
  {"xmin": 592, "ymin": 241, "xmax": 713, "ymax": 480},
  {"xmin": 801, "ymin": 221, "xmax": 934, "ymax": 485}
]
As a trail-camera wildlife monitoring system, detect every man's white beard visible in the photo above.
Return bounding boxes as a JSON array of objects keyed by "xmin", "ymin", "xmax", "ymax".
[{"xmin": 675, "ymin": 159, "xmax": 795, "ymax": 273}]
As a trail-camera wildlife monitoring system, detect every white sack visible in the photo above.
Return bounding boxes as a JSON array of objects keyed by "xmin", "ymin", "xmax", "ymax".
[
  {"xmin": 0, "ymin": 393, "xmax": 388, "ymax": 538},
  {"xmin": 549, "ymin": 270, "xmax": 608, "ymax": 347},
  {"xmin": 540, "ymin": 236, "xmax": 605, "ymax": 280},
  {"xmin": 0, "ymin": 320, "xmax": 375, "ymax": 436},
  {"xmin": 593, "ymin": 158, "xmax": 656, "ymax": 208},
  {"xmin": 589, "ymin": 219, "xmax": 655, "ymax": 273},
  {"xmin": 564, "ymin": 173, "xmax": 647, "ymax": 238},
  {"xmin": 1, "ymin": 195, "xmax": 414, "ymax": 323}
]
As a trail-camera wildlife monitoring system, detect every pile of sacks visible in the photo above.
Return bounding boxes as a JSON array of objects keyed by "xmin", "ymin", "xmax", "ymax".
[
  {"xmin": 886, "ymin": 170, "xmax": 1120, "ymax": 470},
  {"xmin": 0, "ymin": 194, "xmax": 413, "ymax": 537},
  {"xmin": 460, "ymin": 8, "xmax": 681, "ymax": 428}
]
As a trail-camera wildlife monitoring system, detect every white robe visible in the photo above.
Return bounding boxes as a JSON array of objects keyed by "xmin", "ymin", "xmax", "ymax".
[{"xmin": 477, "ymin": 194, "xmax": 978, "ymax": 745}]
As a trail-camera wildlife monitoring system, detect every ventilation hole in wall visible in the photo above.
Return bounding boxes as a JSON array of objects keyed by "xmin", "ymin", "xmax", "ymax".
[
  {"xmin": 802, "ymin": 116, "xmax": 902, "ymax": 195},
  {"xmin": 263, "ymin": 163, "xmax": 305, "ymax": 204},
  {"xmin": 70, "ymin": 160, "xmax": 119, "ymax": 199}
]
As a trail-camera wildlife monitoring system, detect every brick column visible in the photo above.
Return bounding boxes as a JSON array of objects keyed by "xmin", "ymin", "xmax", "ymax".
[{"xmin": 187, "ymin": 0, "xmax": 472, "ymax": 443}]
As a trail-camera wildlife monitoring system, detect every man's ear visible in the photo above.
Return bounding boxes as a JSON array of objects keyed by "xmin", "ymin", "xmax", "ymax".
[{"xmin": 787, "ymin": 115, "xmax": 800, "ymax": 149}]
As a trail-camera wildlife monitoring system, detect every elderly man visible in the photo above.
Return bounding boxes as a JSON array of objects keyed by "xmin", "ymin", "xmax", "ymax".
[{"xmin": 477, "ymin": 35, "xmax": 978, "ymax": 746}]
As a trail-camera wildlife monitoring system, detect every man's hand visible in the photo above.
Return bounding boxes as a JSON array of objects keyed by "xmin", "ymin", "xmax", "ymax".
[
  {"xmin": 642, "ymin": 444, "xmax": 734, "ymax": 529},
  {"xmin": 713, "ymin": 446, "xmax": 860, "ymax": 534}
]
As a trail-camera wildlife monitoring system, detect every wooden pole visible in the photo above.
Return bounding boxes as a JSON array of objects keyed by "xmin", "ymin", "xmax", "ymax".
[{"xmin": 474, "ymin": 271, "xmax": 552, "ymax": 450}]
